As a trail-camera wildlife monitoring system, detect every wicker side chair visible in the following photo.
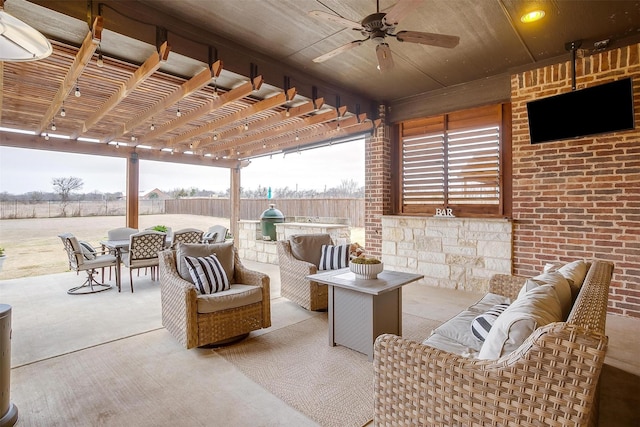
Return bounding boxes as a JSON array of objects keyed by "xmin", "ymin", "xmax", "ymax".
[
  {"xmin": 122, "ymin": 230, "xmax": 166, "ymax": 292},
  {"xmin": 159, "ymin": 242, "xmax": 271, "ymax": 349},
  {"xmin": 171, "ymin": 228, "xmax": 204, "ymax": 249},
  {"xmin": 276, "ymin": 233, "xmax": 333, "ymax": 311}
]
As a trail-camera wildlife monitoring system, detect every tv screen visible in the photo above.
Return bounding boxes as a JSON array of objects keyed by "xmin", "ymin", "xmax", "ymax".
[{"xmin": 526, "ymin": 78, "xmax": 635, "ymax": 144}]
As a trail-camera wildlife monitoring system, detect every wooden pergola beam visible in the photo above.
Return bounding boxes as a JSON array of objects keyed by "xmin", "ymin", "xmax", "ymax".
[
  {"xmin": 103, "ymin": 60, "xmax": 223, "ymax": 143},
  {"xmin": 242, "ymin": 115, "xmax": 378, "ymax": 158},
  {"xmin": 37, "ymin": 16, "xmax": 103, "ymax": 134},
  {"xmin": 76, "ymin": 41, "xmax": 170, "ymax": 138},
  {"xmin": 138, "ymin": 76, "xmax": 262, "ymax": 145},
  {"xmin": 193, "ymin": 95, "xmax": 320, "ymax": 151},
  {"xmin": 208, "ymin": 105, "xmax": 347, "ymax": 154},
  {"xmin": 168, "ymin": 87, "xmax": 296, "ymax": 148}
]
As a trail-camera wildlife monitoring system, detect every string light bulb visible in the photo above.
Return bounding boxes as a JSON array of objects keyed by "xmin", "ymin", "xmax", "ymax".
[
  {"xmin": 75, "ymin": 85, "xmax": 81, "ymax": 97},
  {"xmin": 115, "ymin": 141, "xmax": 120, "ymax": 148},
  {"xmin": 44, "ymin": 133, "xmax": 49, "ymax": 140},
  {"xmin": 295, "ymin": 133, "xmax": 299, "ymax": 141},
  {"xmin": 60, "ymin": 107, "xmax": 66, "ymax": 117},
  {"xmin": 51, "ymin": 122, "xmax": 56, "ymax": 131},
  {"xmin": 150, "ymin": 123, "xmax": 155, "ymax": 131},
  {"xmin": 131, "ymin": 135, "xmax": 136, "ymax": 142},
  {"xmin": 176, "ymin": 108, "xmax": 181, "ymax": 117},
  {"xmin": 285, "ymin": 108, "xmax": 290, "ymax": 117},
  {"xmin": 262, "ymin": 142, "xmax": 266, "ymax": 148},
  {"xmin": 213, "ymin": 133, "xmax": 218, "ymax": 141},
  {"xmin": 96, "ymin": 44, "xmax": 104, "ymax": 68},
  {"xmin": 244, "ymin": 122, "xmax": 249, "ymax": 131}
]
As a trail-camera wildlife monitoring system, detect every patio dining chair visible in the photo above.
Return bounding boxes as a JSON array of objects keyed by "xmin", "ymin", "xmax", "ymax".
[
  {"xmin": 202, "ymin": 225, "xmax": 227, "ymax": 244},
  {"xmin": 58, "ymin": 233, "xmax": 118, "ymax": 295},
  {"xmin": 171, "ymin": 228, "xmax": 204, "ymax": 249},
  {"xmin": 104, "ymin": 227, "xmax": 138, "ymax": 280},
  {"xmin": 122, "ymin": 230, "xmax": 166, "ymax": 292}
]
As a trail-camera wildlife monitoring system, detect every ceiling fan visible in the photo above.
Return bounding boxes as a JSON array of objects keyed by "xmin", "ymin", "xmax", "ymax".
[{"xmin": 309, "ymin": 0, "xmax": 459, "ymax": 72}]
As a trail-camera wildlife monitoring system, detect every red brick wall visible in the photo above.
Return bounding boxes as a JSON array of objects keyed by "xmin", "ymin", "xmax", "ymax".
[
  {"xmin": 511, "ymin": 43, "xmax": 640, "ymax": 317},
  {"xmin": 365, "ymin": 104, "xmax": 392, "ymax": 257}
]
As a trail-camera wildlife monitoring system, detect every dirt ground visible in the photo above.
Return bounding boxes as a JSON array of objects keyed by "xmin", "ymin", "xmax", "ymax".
[{"xmin": 0, "ymin": 214, "xmax": 365, "ymax": 280}]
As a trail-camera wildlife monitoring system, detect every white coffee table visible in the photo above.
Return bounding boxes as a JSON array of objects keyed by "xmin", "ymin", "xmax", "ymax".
[{"xmin": 307, "ymin": 268, "xmax": 423, "ymax": 360}]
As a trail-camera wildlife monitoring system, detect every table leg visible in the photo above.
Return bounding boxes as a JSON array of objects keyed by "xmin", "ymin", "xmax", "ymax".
[
  {"xmin": 114, "ymin": 248, "xmax": 122, "ymax": 292},
  {"xmin": 328, "ymin": 285, "xmax": 335, "ymax": 347}
]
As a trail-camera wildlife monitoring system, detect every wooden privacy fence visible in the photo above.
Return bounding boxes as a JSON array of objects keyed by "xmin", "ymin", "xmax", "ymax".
[{"xmin": 165, "ymin": 198, "xmax": 365, "ymax": 227}]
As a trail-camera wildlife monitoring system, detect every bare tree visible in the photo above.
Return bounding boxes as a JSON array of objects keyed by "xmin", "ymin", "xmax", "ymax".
[{"xmin": 52, "ymin": 176, "xmax": 83, "ymax": 216}]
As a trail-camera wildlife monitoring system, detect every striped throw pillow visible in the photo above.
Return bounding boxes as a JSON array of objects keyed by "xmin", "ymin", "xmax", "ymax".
[
  {"xmin": 471, "ymin": 303, "xmax": 510, "ymax": 341},
  {"xmin": 319, "ymin": 244, "xmax": 350, "ymax": 270},
  {"xmin": 79, "ymin": 241, "xmax": 97, "ymax": 260},
  {"xmin": 184, "ymin": 255, "xmax": 230, "ymax": 294}
]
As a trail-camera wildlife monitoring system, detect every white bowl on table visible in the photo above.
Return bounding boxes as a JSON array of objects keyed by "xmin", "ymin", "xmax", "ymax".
[{"xmin": 349, "ymin": 262, "xmax": 383, "ymax": 279}]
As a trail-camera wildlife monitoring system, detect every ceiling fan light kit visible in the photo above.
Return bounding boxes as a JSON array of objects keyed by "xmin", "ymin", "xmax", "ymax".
[
  {"xmin": 310, "ymin": 0, "xmax": 459, "ymax": 72},
  {"xmin": 0, "ymin": 2, "xmax": 52, "ymax": 62}
]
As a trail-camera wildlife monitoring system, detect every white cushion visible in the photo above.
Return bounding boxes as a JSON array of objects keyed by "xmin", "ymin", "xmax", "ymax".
[
  {"xmin": 467, "ymin": 292, "xmax": 512, "ymax": 313},
  {"xmin": 79, "ymin": 241, "xmax": 96, "ymax": 260},
  {"xmin": 196, "ymin": 284, "xmax": 262, "ymax": 314},
  {"xmin": 185, "ymin": 255, "xmax": 230, "ymax": 294},
  {"xmin": 432, "ymin": 310, "xmax": 486, "ymax": 351},
  {"xmin": 478, "ymin": 284, "xmax": 563, "ymax": 360},
  {"xmin": 517, "ymin": 271, "xmax": 572, "ymax": 319},
  {"xmin": 558, "ymin": 260, "xmax": 589, "ymax": 299},
  {"xmin": 423, "ymin": 333, "xmax": 478, "ymax": 358},
  {"xmin": 319, "ymin": 244, "xmax": 350, "ymax": 270}
]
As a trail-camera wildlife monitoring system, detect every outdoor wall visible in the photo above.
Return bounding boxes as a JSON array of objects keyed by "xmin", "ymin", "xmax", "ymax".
[
  {"xmin": 237, "ymin": 220, "xmax": 350, "ymax": 264},
  {"xmin": 381, "ymin": 216, "xmax": 512, "ymax": 293},
  {"xmin": 511, "ymin": 42, "xmax": 640, "ymax": 318},
  {"xmin": 365, "ymin": 105, "xmax": 392, "ymax": 258}
]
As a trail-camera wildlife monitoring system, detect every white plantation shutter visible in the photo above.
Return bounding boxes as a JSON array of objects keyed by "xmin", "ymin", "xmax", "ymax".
[{"xmin": 399, "ymin": 104, "xmax": 509, "ymax": 217}]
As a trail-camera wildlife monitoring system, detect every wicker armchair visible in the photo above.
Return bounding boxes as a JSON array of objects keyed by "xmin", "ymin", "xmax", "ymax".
[
  {"xmin": 373, "ymin": 260, "xmax": 614, "ymax": 427},
  {"xmin": 159, "ymin": 242, "xmax": 271, "ymax": 349},
  {"xmin": 276, "ymin": 234, "xmax": 333, "ymax": 311}
]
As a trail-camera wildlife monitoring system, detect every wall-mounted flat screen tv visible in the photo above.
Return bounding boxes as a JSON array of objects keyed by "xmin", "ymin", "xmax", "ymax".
[{"xmin": 526, "ymin": 77, "xmax": 635, "ymax": 144}]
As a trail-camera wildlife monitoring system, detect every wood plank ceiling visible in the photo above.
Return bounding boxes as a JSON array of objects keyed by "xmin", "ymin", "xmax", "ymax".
[
  {"xmin": 1, "ymin": 0, "xmax": 639, "ymax": 170},
  {"xmin": 0, "ymin": 3, "xmax": 379, "ymax": 170}
]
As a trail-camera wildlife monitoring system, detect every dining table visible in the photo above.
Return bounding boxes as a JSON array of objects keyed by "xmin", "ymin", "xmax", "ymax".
[
  {"xmin": 100, "ymin": 239, "xmax": 129, "ymax": 292},
  {"xmin": 100, "ymin": 236, "xmax": 173, "ymax": 292}
]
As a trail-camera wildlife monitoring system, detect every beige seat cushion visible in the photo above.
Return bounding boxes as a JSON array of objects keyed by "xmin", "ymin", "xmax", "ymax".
[
  {"xmin": 289, "ymin": 234, "xmax": 332, "ymax": 267},
  {"xmin": 196, "ymin": 284, "xmax": 262, "ymax": 314},
  {"xmin": 478, "ymin": 284, "xmax": 563, "ymax": 360},
  {"xmin": 176, "ymin": 242, "xmax": 235, "ymax": 284},
  {"xmin": 517, "ymin": 271, "xmax": 572, "ymax": 319}
]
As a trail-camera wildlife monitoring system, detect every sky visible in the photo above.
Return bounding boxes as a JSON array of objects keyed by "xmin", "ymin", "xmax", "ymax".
[{"xmin": 0, "ymin": 138, "xmax": 365, "ymax": 195}]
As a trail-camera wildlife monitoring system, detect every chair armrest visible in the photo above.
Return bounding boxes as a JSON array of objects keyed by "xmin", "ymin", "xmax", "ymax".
[
  {"xmin": 374, "ymin": 322, "xmax": 607, "ymax": 426},
  {"xmin": 159, "ymin": 250, "xmax": 199, "ymax": 348},
  {"xmin": 233, "ymin": 251, "xmax": 271, "ymax": 328},
  {"xmin": 276, "ymin": 240, "xmax": 318, "ymax": 278},
  {"xmin": 488, "ymin": 273, "xmax": 527, "ymax": 300}
]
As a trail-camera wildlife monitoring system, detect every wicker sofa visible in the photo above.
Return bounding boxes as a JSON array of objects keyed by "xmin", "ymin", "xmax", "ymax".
[
  {"xmin": 374, "ymin": 259, "xmax": 614, "ymax": 427},
  {"xmin": 159, "ymin": 242, "xmax": 271, "ymax": 349}
]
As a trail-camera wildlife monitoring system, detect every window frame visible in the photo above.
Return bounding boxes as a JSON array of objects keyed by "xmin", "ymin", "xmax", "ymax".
[{"xmin": 392, "ymin": 103, "xmax": 512, "ymax": 218}]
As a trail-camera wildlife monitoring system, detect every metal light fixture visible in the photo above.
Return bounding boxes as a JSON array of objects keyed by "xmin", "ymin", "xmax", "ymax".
[
  {"xmin": 521, "ymin": 10, "xmax": 545, "ymax": 23},
  {"xmin": 0, "ymin": 1, "xmax": 52, "ymax": 62}
]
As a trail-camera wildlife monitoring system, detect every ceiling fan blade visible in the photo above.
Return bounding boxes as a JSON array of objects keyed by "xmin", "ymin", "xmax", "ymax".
[
  {"xmin": 313, "ymin": 40, "xmax": 366, "ymax": 63},
  {"xmin": 376, "ymin": 43, "xmax": 394, "ymax": 72},
  {"xmin": 308, "ymin": 10, "xmax": 363, "ymax": 30},
  {"xmin": 383, "ymin": 0, "xmax": 423, "ymax": 26},
  {"xmin": 395, "ymin": 30, "xmax": 460, "ymax": 48}
]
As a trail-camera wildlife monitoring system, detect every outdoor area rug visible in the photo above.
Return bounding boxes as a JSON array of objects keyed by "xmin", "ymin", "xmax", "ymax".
[{"xmin": 215, "ymin": 312, "xmax": 440, "ymax": 427}]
